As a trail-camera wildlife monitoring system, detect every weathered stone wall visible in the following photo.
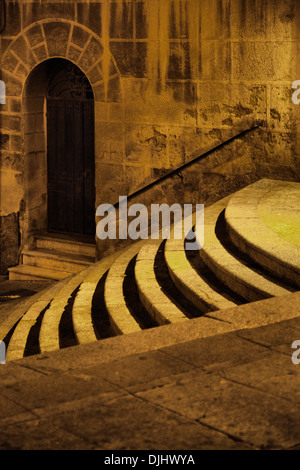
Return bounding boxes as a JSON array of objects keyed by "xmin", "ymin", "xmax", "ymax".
[{"xmin": 0, "ymin": 0, "xmax": 299, "ymax": 270}]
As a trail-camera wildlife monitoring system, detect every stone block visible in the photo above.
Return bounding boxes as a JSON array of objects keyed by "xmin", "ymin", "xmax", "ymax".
[
  {"xmin": 15, "ymin": 63, "xmax": 29, "ymax": 80},
  {"xmin": 10, "ymin": 99, "xmax": 21, "ymax": 114},
  {"xmin": 95, "ymin": 121, "xmax": 124, "ymax": 142},
  {"xmin": 107, "ymin": 76, "xmax": 122, "ymax": 102},
  {"xmin": 136, "ymin": 1, "xmax": 148, "ymax": 39},
  {"xmin": 93, "ymin": 83, "xmax": 106, "ymax": 102},
  {"xmin": 25, "ymin": 24, "xmax": 44, "ymax": 48},
  {"xmin": 78, "ymin": 37, "xmax": 104, "ymax": 73},
  {"xmin": 95, "ymin": 140, "xmax": 118, "ymax": 164},
  {"xmin": 43, "ymin": 22, "xmax": 71, "ymax": 57},
  {"xmin": 77, "ymin": 3, "xmax": 102, "ymax": 36},
  {"xmin": 2, "ymin": 51, "xmax": 18, "ymax": 74},
  {"xmin": 22, "ymin": 3, "xmax": 75, "ymax": 28},
  {"xmin": 122, "ymin": 78, "xmax": 197, "ymax": 126},
  {"xmin": 87, "ymin": 65, "xmax": 103, "ymax": 86},
  {"xmin": 32, "ymin": 45, "xmax": 48, "ymax": 63},
  {"xmin": 66, "ymin": 45, "xmax": 82, "ymax": 64},
  {"xmin": 200, "ymin": 0, "xmax": 231, "ymax": 39},
  {"xmin": 168, "ymin": 127, "xmax": 217, "ymax": 168},
  {"xmin": 0, "ymin": 134, "xmax": 9, "ymax": 151},
  {"xmin": 1, "ymin": 115, "xmax": 21, "ymax": 133},
  {"xmin": 0, "ymin": 212, "xmax": 19, "ymax": 274},
  {"xmin": 125, "ymin": 125, "xmax": 168, "ymax": 168},
  {"xmin": 109, "ymin": 1, "xmax": 133, "ymax": 38},
  {"xmin": 108, "ymin": 103, "xmax": 124, "ymax": 122},
  {"xmin": 0, "ymin": 168, "xmax": 24, "ymax": 214},
  {"xmin": 166, "ymin": 81, "xmax": 197, "ymax": 105},
  {"xmin": 199, "ymin": 40, "xmax": 231, "ymax": 80},
  {"xmin": 230, "ymin": 0, "xmax": 268, "ymax": 39},
  {"xmin": 10, "ymin": 135, "xmax": 22, "ymax": 153},
  {"xmin": 2, "ymin": 2, "xmax": 21, "ymax": 36},
  {"xmin": 197, "ymin": 82, "xmax": 267, "ymax": 128},
  {"xmin": 231, "ymin": 0, "xmax": 300, "ymax": 40},
  {"xmin": 71, "ymin": 26, "xmax": 90, "ymax": 49},
  {"xmin": 0, "ymin": 39, "xmax": 10, "ymax": 57},
  {"xmin": 168, "ymin": 42, "xmax": 192, "ymax": 79},
  {"xmin": 270, "ymin": 85, "xmax": 300, "ymax": 131},
  {"xmin": 110, "ymin": 42, "xmax": 147, "ymax": 78},
  {"xmin": 169, "ymin": 1, "xmax": 189, "ymax": 39},
  {"xmin": 0, "ymin": 151, "xmax": 23, "ymax": 172},
  {"xmin": 109, "ymin": 141, "xmax": 125, "ymax": 164},
  {"xmin": 268, "ymin": 0, "xmax": 300, "ymax": 40},
  {"xmin": 232, "ymin": 41, "xmax": 296, "ymax": 81},
  {"xmin": 95, "ymin": 162, "xmax": 126, "ymax": 206},
  {"xmin": 1, "ymin": 73, "xmax": 22, "ymax": 97},
  {"xmin": 10, "ymin": 36, "xmax": 36, "ymax": 71},
  {"xmin": 124, "ymin": 164, "xmax": 151, "ymax": 196},
  {"xmin": 94, "ymin": 102, "xmax": 109, "ymax": 121},
  {"xmin": 24, "ymin": 133, "xmax": 45, "ymax": 153}
]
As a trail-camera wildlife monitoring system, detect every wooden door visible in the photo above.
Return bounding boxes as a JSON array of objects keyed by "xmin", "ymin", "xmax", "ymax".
[{"xmin": 46, "ymin": 62, "xmax": 95, "ymax": 237}]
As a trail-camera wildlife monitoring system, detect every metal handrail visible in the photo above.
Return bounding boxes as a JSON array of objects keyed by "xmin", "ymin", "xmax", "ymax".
[{"xmin": 113, "ymin": 124, "xmax": 260, "ymax": 209}]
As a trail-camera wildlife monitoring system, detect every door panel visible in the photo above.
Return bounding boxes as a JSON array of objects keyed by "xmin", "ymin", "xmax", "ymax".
[{"xmin": 47, "ymin": 98, "xmax": 95, "ymax": 236}]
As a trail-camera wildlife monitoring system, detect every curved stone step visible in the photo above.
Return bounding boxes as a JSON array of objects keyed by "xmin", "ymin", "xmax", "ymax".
[
  {"xmin": 165, "ymin": 210, "xmax": 237, "ymax": 312},
  {"xmin": 225, "ymin": 179, "xmax": 300, "ymax": 288},
  {"xmin": 72, "ymin": 252, "xmax": 120, "ymax": 345},
  {"xmin": 39, "ymin": 263, "xmax": 98, "ymax": 353},
  {"xmin": 104, "ymin": 242, "xmax": 145, "ymax": 335},
  {"xmin": 0, "ymin": 284, "xmax": 54, "ymax": 348},
  {"xmin": 135, "ymin": 239, "xmax": 189, "ymax": 325},
  {"xmin": 199, "ymin": 198, "xmax": 291, "ymax": 302},
  {"xmin": 5, "ymin": 277, "xmax": 71, "ymax": 361}
]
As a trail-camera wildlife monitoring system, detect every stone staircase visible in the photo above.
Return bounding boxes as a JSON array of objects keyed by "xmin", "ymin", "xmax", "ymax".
[
  {"xmin": 1, "ymin": 179, "xmax": 299, "ymax": 362},
  {"xmin": 8, "ymin": 234, "xmax": 96, "ymax": 281}
]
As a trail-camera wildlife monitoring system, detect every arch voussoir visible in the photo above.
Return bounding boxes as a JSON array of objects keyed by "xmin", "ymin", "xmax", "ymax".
[{"xmin": 43, "ymin": 21, "xmax": 71, "ymax": 58}]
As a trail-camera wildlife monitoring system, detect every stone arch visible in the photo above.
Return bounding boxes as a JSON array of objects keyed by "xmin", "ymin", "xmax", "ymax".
[
  {"xmin": 1, "ymin": 19, "xmax": 123, "ymax": 103},
  {"xmin": 0, "ymin": 20, "xmax": 124, "ymax": 251}
]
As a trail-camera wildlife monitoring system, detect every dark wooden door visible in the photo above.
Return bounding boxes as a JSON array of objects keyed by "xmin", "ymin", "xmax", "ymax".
[{"xmin": 47, "ymin": 98, "xmax": 95, "ymax": 236}]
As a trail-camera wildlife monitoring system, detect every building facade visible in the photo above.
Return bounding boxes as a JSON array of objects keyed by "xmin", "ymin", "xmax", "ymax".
[{"xmin": 0, "ymin": 0, "xmax": 299, "ymax": 273}]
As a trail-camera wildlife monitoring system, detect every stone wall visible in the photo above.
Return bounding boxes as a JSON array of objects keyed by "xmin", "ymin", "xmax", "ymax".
[{"xmin": 0, "ymin": 0, "xmax": 299, "ymax": 270}]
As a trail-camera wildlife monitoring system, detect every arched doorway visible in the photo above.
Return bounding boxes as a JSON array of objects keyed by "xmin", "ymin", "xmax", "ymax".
[{"xmin": 46, "ymin": 59, "xmax": 95, "ymax": 237}]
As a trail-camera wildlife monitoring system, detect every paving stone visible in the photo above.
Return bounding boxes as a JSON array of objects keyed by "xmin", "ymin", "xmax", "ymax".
[
  {"xmin": 136, "ymin": 368, "xmax": 300, "ymax": 449},
  {"xmin": 220, "ymin": 352, "xmax": 300, "ymax": 403},
  {"xmin": 236, "ymin": 317, "xmax": 300, "ymax": 348},
  {"xmin": 0, "ymin": 418, "xmax": 92, "ymax": 450},
  {"xmin": 0, "ymin": 373, "xmax": 124, "ymax": 413},
  {"xmin": 159, "ymin": 331, "xmax": 272, "ymax": 373},
  {"xmin": 0, "ymin": 395, "xmax": 29, "ymax": 421},
  {"xmin": 0, "ymin": 362, "xmax": 45, "ymax": 387},
  {"xmin": 67, "ymin": 349, "xmax": 194, "ymax": 393},
  {"xmin": 47, "ymin": 394, "xmax": 251, "ymax": 450}
]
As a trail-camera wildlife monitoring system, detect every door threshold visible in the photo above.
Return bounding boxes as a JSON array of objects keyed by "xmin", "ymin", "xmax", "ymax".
[{"xmin": 38, "ymin": 231, "xmax": 96, "ymax": 245}]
